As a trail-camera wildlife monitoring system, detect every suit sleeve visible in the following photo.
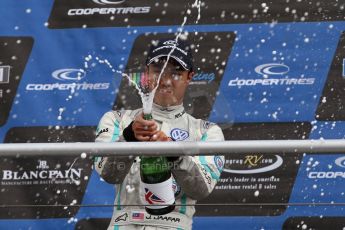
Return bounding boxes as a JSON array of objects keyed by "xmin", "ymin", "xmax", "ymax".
[
  {"xmin": 171, "ymin": 124, "xmax": 225, "ymax": 200},
  {"xmin": 94, "ymin": 111, "xmax": 134, "ymax": 184}
]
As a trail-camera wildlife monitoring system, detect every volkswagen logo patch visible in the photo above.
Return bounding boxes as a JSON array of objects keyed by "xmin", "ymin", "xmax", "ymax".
[{"xmin": 170, "ymin": 128, "xmax": 189, "ymax": 141}]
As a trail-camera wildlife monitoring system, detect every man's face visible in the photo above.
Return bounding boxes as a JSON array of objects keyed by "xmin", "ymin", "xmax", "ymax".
[{"xmin": 147, "ymin": 59, "xmax": 193, "ymax": 107}]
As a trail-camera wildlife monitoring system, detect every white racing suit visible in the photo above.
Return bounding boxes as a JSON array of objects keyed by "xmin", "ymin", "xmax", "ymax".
[{"xmin": 94, "ymin": 103, "xmax": 225, "ymax": 230}]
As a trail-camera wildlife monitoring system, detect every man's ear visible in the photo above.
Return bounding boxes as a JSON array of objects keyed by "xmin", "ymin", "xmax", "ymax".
[{"xmin": 187, "ymin": 71, "xmax": 194, "ymax": 82}]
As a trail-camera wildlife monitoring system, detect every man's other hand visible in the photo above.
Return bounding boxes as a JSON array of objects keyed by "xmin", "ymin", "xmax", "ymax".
[{"xmin": 149, "ymin": 131, "xmax": 172, "ymax": 142}]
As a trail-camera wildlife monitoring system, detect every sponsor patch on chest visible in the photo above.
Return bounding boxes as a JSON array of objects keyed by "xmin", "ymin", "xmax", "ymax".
[{"xmin": 170, "ymin": 128, "xmax": 189, "ymax": 141}]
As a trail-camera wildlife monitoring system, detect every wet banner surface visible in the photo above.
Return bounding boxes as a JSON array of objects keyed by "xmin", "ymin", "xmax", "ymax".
[{"xmin": 0, "ymin": 0, "xmax": 345, "ymax": 229}]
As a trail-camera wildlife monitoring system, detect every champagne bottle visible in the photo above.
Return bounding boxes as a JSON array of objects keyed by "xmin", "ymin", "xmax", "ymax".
[
  {"xmin": 143, "ymin": 113, "xmax": 153, "ymax": 120},
  {"xmin": 140, "ymin": 112, "xmax": 175, "ymax": 215}
]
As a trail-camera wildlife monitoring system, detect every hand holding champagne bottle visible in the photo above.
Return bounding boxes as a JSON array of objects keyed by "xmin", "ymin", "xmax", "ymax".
[{"xmin": 131, "ymin": 112, "xmax": 176, "ymax": 215}]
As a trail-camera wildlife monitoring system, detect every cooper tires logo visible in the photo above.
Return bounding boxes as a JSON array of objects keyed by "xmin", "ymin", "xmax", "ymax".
[
  {"xmin": 26, "ymin": 67, "xmax": 109, "ymax": 91},
  {"xmin": 223, "ymin": 155, "xmax": 283, "ymax": 174},
  {"xmin": 335, "ymin": 156, "xmax": 345, "ymax": 168},
  {"xmin": 254, "ymin": 63, "xmax": 290, "ymax": 76},
  {"xmin": 52, "ymin": 68, "xmax": 86, "ymax": 81},
  {"xmin": 228, "ymin": 62, "xmax": 315, "ymax": 86},
  {"xmin": 92, "ymin": 0, "xmax": 125, "ymax": 4},
  {"xmin": 308, "ymin": 156, "xmax": 345, "ymax": 179}
]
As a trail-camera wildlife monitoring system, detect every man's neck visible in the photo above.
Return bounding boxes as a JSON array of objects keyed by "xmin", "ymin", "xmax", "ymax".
[
  {"xmin": 151, "ymin": 103, "xmax": 185, "ymax": 121},
  {"xmin": 153, "ymin": 103, "xmax": 184, "ymax": 111}
]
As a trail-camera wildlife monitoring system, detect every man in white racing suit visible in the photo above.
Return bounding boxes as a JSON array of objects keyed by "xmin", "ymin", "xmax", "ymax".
[{"xmin": 94, "ymin": 38, "xmax": 225, "ymax": 230}]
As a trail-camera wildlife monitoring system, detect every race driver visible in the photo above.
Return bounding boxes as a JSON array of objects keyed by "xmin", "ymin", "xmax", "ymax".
[{"xmin": 94, "ymin": 37, "xmax": 225, "ymax": 230}]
